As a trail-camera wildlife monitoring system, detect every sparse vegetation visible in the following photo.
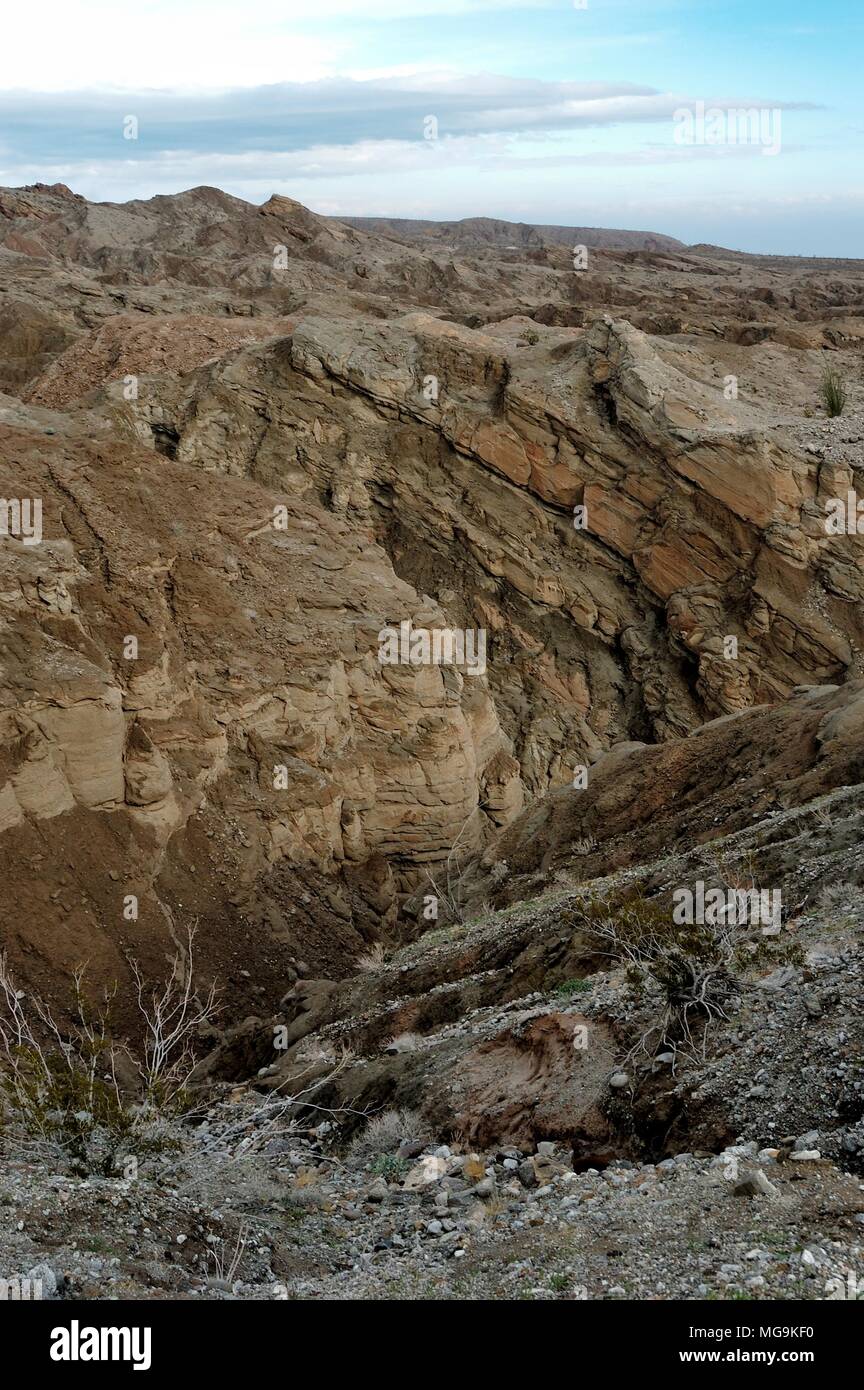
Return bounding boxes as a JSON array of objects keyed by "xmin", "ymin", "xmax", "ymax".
[
  {"xmin": 348, "ymin": 1107, "xmax": 424, "ymax": 1160},
  {"xmin": 370, "ymin": 1153, "xmax": 409, "ymax": 1180},
  {"xmin": 206, "ymin": 1221, "xmax": 249, "ymax": 1289},
  {"xmin": 819, "ymin": 366, "xmax": 847, "ymax": 417},
  {"xmin": 422, "ymin": 804, "xmax": 489, "ymax": 926},
  {"xmin": 554, "ymin": 977, "xmax": 592, "ymax": 997},
  {"xmin": 0, "ymin": 929, "xmax": 219, "ymax": 1174},
  {"xmin": 356, "ymin": 941, "xmax": 387, "ymax": 973},
  {"xmin": 576, "ymin": 889, "xmax": 803, "ymax": 1060},
  {"xmin": 572, "ymin": 836, "xmax": 598, "ymax": 856}
]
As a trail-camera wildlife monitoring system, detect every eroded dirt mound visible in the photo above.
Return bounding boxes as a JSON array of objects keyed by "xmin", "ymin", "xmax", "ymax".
[
  {"xmin": 25, "ymin": 313, "xmax": 296, "ymax": 410},
  {"xmin": 464, "ymin": 682, "xmax": 864, "ymax": 901}
]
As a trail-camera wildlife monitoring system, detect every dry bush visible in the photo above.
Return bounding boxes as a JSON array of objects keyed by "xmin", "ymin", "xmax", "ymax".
[
  {"xmin": 0, "ymin": 927, "xmax": 219, "ymax": 1173},
  {"xmin": 355, "ymin": 942, "xmax": 387, "ymax": 973},
  {"xmin": 572, "ymin": 836, "xmax": 598, "ymax": 856},
  {"xmin": 576, "ymin": 890, "xmax": 801, "ymax": 1061},
  {"xmin": 348, "ymin": 1107, "xmax": 424, "ymax": 1160},
  {"xmin": 187, "ymin": 1045, "xmax": 361, "ymax": 1172},
  {"xmin": 580, "ymin": 895, "xmax": 736, "ymax": 1054},
  {"xmin": 423, "ymin": 801, "xmax": 490, "ymax": 926},
  {"xmin": 206, "ymin": 1221, "xmax": 249, "ymax": 1290}
]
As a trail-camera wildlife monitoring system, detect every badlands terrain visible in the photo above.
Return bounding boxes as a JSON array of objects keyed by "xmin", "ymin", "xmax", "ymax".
[{"xmin": 0, "ymin": 182, "xmax": 863, "ymax": 1299}]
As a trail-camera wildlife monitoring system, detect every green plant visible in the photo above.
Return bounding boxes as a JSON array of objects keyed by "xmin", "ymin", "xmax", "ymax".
[
  {"xmin": 370, "ymin": 1153, "xmax": 408, "ymax": 1180},
  {"xmin": 819, "ymin": 367, "xmax": 847, "ymax": 417},
  {"xmin": 554, "ymin": 978, "xmax": 592, "ymax": 997}
]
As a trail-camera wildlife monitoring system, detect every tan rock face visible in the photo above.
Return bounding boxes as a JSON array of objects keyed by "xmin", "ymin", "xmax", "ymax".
[
  {"xmin": 0, "ymin": 415, "xmax": 520, "ymax": 1022},
  {"xmin": 0, "ymin": 182, "xmax": 862, "ymax": 1019},
  {"xmin": 132, "ymin": 309, "xmax": 864, "ymax": 780}
]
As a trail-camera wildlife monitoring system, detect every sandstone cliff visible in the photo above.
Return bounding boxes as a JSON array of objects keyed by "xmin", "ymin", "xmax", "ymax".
[{"xmin": 0, "ymin": 183, "xmax": 862, "ymax": 1027}]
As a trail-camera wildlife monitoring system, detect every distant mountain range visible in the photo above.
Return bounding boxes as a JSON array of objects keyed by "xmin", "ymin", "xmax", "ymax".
[{"xmin": 335, "ymin": 214, "xmax": 685, "ymax": 253}]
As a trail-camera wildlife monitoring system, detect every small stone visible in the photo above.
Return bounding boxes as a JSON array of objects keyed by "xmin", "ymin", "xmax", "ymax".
[
  {"xmin": 609, "ymin": 1072, "xmax": 630, "ymax": 1089},
  {"xmin": 403, "ymin": 1156, "xmax": 448, "ymax": 1189},
  {"xmin": 794, "ymin": 1131, "xmax": 819, "ymax": 1151},
  {"xmin": 517, "ymin": 1159, "xmax": 537, "ymax": 1189},
  {"xmin": 733, "ymin": 1169, "xmax": 779, "ymax": 1199},
  {"xmin": 396, "ymin": 1139, "xmax": 426, "ymax": 1161}
]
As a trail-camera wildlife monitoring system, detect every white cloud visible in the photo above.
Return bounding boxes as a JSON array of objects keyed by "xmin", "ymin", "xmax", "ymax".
[
  {"xmin": 0, "ymin": 0, "xmax": 560, "ymax": 92},
  {"xmin": 1, "ymin": 2, "xmax": 338, "ymax": 92},
  {"xmin": 0, "ymin": 130, "xmax": 805, "ymax": 200}
]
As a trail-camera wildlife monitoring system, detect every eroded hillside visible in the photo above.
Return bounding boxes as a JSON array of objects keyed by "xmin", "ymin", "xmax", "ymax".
[{"xmin": 0, "ymin": 182, "xmax": 863, "ymax": 1027}]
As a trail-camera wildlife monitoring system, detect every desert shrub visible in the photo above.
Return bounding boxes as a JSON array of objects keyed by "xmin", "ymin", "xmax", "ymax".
[
  {"xmin": 348, "ymin": 1107, "xmax": 423, "ymax": 1160},
  {"xmin": 818, "ymin": 881, "xmax": 857, "ymax": 916},
  {"xmin": 554, "ymin": 977, "xmax": 592, "ymax": 997},
  {"xmin": 572, "ymin": 836, "xmax": 598, "ymax": 856},
  {"xmin": 423, "ymin": 801, "xmax": 493, "ymax": 926},
  {"xmin": 575, "ymin": 890, "xmax": 800, "ymax": 1058},
  {"xmin": 0, "ymin": 929, "xmax": 219, "ymax": 1174},
  {"xmin": 355, "ymin": 941, "xmax": 387, "ymax": 973},
  {"xmin": 580, "ymin": 894, "xmax": 734, "ymax": 1020},
  {"xmin": 206, "ymin": 1222, "xmax": 249, "ymax": 1290},
  {"xmin": 820, "ymin": 367, "xmax": 847, "ymax": 417},
  {"xmin": 370, "ymin": 1153, "xmax": 409, "ymax": 1180}
]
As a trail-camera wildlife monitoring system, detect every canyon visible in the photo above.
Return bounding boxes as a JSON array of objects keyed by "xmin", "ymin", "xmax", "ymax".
[{"xmin": 0, "ymin": 185, "xmax": 862, "ymax": 1299}]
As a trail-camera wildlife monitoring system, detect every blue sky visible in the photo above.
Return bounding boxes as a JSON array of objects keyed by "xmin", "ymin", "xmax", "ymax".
[{"xmin": 0, "ymin": 0, "xmax": 861, "ymax": 254}]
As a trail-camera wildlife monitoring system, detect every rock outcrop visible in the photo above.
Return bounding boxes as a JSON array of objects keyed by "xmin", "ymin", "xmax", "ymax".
[{"xmin": 0, "ymin": 182, "xmax": 862, "ymax": 1031}]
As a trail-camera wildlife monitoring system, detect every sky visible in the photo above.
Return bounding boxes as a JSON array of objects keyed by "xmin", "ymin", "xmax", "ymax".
[{"xmin": 0, "ymin": 0, "xmax": 861, "ymax": 255}]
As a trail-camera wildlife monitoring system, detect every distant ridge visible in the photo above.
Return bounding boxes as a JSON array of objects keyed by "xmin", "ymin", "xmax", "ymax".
[{"xmin": 335, "ymin": 214, "xmax": 685, "ymax": 254}]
